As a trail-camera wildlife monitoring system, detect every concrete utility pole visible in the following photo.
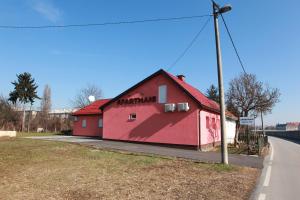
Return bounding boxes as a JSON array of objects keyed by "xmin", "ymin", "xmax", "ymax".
[{"xmin": 212, "ymin": 1, "xmax": 232, "ymax": 164}]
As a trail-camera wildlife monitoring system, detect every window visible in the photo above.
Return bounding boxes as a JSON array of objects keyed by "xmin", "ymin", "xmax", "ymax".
[
  {"xmin": 82, "ymin": 119, "xmax": 87, "ymax": 128},
  {"xmin": 129, "ymin": 113, "xmax": 137, "ymax": 120},
  {"xmin": 98, "ymin": 118, "xmax": 103, "ymax": 128},
  {"xmin": 212, "ymin": 118, "xmax": 216, "ymax": 129},
  {"xmin": 74, "ymin": 116, "xmax": 78, "ymax": 121},
  {"xmin": 158, "ymin": 85, "xmax": 167, "ymax": 103},
  {"xmin": 206, "ymin": 116, "xmax": 210, "ymax": 128}
]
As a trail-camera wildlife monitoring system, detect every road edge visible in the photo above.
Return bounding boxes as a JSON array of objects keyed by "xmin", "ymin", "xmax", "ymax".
[{"xmin": 250, "ymin": 140, "xmax": 272, "ymax": 200}]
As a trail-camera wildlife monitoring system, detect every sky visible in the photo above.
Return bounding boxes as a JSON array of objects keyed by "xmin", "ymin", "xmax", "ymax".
[{"xmin": 0, "ymin": 0, "xmax": 299, "ymax": 125}]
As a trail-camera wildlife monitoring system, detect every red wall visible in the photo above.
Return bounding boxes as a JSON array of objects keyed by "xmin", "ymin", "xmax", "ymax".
[
  {"xmin": 73, "ymin": 115, "xmax": 102, "ymax": 137},
  {"xmin": 102, "ymin": 74, "xmax": 200, "ymax": 146}
]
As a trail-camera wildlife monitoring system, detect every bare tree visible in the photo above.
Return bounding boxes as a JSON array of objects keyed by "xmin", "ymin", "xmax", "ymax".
[
  {"xmin": 256, "ymin": 85, "xmax": 280, "ymax": 134},
  {"xmin": 226, "ymin": 73, "xmax": 280, "ymax": 144},
  {"xmin": 72, "ymin": 84, "xmax": 102, "ymax": 108},
  {"xmin": 0, "ymin": 96, "xmax": 20, "ymax": 130},
  {"xmin": 40, "ymin": 85, "xmax": 52, "ymax": 131},
  {"xmin": 226, "ymin": 73, "xmax": 280, "ymax": 117}
]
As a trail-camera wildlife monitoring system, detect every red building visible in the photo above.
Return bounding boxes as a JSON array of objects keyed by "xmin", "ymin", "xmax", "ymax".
[
  {"xmin": 73, "ymin": 69, "xmax": 236, "ymax": 150},
  {"xmin": 72, "ymin": 99, "xmax": 110, "ymax": 137}
]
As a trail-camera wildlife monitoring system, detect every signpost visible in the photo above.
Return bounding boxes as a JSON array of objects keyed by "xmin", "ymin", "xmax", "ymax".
[{"xmin": 240, "ymin": 117, "xmax": 255, "ymax": 126}]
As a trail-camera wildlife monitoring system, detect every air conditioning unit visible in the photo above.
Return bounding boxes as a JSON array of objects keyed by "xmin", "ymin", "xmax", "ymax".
[
  {"xmin": 177, "ymin": 102, "xmax": 190, "ymax": 112},
  {"xmin": 164, "ymin": 103, "xmax": 176, "ymax": 112}
]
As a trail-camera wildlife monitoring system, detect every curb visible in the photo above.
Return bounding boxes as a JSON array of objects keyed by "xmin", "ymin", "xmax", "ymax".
[{"xmin": 249, "ymin": 143, "xmax": 271, "ymax": 200}]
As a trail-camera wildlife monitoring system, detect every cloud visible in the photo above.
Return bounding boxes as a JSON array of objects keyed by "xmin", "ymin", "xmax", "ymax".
[{"xmin": 32, "ymin": 0, "xmax": 62, "ymax": 23}]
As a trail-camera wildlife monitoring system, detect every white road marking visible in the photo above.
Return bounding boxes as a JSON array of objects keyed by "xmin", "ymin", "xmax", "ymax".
[
  {"xmin": 263, "ymin": 165, "xmax": 272, "ymax": 187},
  {"xmin": 270, "ymin": 142, "xmax": 274, "ymax": 161},
  {"xmin": 258, "ymin": 193, "xmax": 266, "ymax": 200}
]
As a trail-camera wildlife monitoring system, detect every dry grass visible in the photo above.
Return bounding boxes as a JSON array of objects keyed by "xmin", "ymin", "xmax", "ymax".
[
  {"xmin": 0, "ymin": 138, "xmax": 259, "ymax": 200},
  {"xmin": 16, "ymin": 132, "xmax": 63, "ymax": 137}
]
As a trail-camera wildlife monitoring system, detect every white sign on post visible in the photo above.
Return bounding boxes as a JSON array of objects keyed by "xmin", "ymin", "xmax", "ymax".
[{"xmin": 240, "ymin": 117, "xmax": 255, "ymax": 125}]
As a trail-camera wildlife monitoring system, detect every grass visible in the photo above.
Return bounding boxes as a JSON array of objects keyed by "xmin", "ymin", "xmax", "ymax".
[
  {"xmin": 0, "ymin": 138, "xmax": 259, "ymax": 200},
  {"xmin": 215, "ymin": 144, "xmax": 249, "ymax": 155},
  {"xmin": 16, "ymin": 131, "xmax": 64, "ymax": 137}
]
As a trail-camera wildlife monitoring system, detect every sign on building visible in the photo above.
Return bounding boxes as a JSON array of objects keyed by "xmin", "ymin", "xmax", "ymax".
[{"xmin": 240, "ymin": 117, "xmax": 255, "ymax": 125}]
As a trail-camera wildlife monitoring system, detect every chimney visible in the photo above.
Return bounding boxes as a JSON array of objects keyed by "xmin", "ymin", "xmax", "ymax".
[{"xmin": 177, "ymin": 75, "xmax": 185, "ymax": 82}]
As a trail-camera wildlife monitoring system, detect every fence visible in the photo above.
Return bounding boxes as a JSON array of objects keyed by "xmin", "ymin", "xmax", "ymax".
[
  {"xmin": 266, "ymin": 130, "xmax": 300, "ymax": 140},
  {"xmin": 238, "ymin": 131, "xmax": 268, "ymax": 155}
]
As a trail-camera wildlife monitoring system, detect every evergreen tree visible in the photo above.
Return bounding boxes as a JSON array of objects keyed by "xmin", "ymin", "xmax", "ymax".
[
  {"xmin": 9, "ymin": 72, "xmax": 40, "ymax": 132},
  {"xmin": 206, "ymin": 84, "xmax": 219, "ymax": 103}
]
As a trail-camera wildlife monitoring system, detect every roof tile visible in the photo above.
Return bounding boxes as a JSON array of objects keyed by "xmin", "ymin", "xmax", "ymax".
[{"xmin": 73, "ymin": 99, "xmax": 111, "ymax": 116}]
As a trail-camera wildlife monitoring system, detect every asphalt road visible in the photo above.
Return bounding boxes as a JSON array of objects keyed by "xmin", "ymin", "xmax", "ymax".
[
  {"xmin": 254, "ymin": 136, "xmax": 300, "ymax": 200},
  {"xmin": 26, "ymin": 135, "xmax": 263, "ymax": 168}
]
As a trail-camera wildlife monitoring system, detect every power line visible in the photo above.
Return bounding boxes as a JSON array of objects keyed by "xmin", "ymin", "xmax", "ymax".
[
  {"xmin": 0, "ymin": 14, "xmax": 211, "ymax": 29},
  {"xmin": 167, "ymin": 16, "xmax": 211, "ymax": 71},
  {"xmin": 220, "ymin": 13, "xmax": 247, "ymax": 74}
]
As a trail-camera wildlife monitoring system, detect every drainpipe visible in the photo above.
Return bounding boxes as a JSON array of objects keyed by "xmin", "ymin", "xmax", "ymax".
[{"xmin": 198, "ymin": 110, "xmax": 201, "ymax": 151}]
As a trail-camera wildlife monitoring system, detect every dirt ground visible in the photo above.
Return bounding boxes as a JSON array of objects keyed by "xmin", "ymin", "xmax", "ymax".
[{"xmin": 0, "ymin": 138, "xmax": 259, "ymax": 200}]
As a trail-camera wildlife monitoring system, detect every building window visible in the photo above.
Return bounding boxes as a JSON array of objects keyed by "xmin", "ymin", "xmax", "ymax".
[
  {"xmin": 129, "ymin": 113, "xmax": 137, "ymax": 120},
  {"xmin": 158, "ymin": 85, "xmax": 167, "ymax": 103},
  {"xmin": 212, "ymin": 118, "xmax": 216, "ymax": 129},
  {"xmin": 98, "ymin": 118, "xmax": 103, "ymax": 128},
  {"xmin": 74, "ymin": 116, "xmax": 78, "ymax": 121},
  {"xmin": 206, "ymin": 116, "xmax": 210, "ymax": 128},
  {"xmin": 217, "ymin": 119, "xmax": 220, "ymax": 129},
  {"xmin": 82, "ymin": 119, "xmax": 87, "ymax": 128}
]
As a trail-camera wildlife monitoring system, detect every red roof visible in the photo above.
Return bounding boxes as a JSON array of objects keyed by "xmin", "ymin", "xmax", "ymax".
[
  {"xmin": 100, "ymin": 69, "xmax": 219, "ymax": 112},
  {"xmin": 73, "ymin": 99, "xmax": 111, "ymax": 116},
  {"xmin": 166, "ymin": 72, "xmax": 220, "ymax": 112}
]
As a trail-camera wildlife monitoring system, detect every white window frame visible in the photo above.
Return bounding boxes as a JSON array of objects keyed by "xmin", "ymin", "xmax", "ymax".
[
  {"xmin": 98, "ymin": 118, "xmax": 103, "ymax": 128},
  {"xmin": 158, "ymin": 85, "xmax": 167, "ymax": 103},
  {"xmin": 129, "ymin": 113, "xmax": 137, "ymax": 120},
  {"xmin": 82, "ymin": 119, "xmax": 87, "ymax": 128}
]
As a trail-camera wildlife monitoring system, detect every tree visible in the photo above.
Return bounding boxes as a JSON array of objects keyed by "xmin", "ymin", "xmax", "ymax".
[
  {"xmin": 40, "ymin": 85, "xmax": 52, "ymax": 131},
  {"xmin": 226, "ymin": 73, "xmax": 280, "ymax": 117},
  {"xmin": 72, "ymin": 84, "xmax": 102, "ymax": 108},
  {"xmin": 8, "ymin": 72, "xmax": 40, "ymax": 132},
  {"xmin": 226, "ymin": 73, "xmax": 280, "ymax": 144},
  {"xmin": 206, "ymin": 84, "xmax": 219, "ymax": 103},
  {"xmin": 256, "ymin": 85, "xmax": 280, "ymax": 134},
  {"xmin": 0, "ymin": 96, "xmax": 20, "ymax": 130}
]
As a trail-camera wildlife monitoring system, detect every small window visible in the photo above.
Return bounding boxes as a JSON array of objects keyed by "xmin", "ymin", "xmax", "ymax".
[
  {"xmin": 82, "ymin": 119, "xmax": 87, "ymax": 128},
  {"xmin": 98, "ymin": 118, "xmax": 103, "ymax": 128},
  {"xmin": 206, "ymin": 116, "xmax": 210, "ymax": 129},
  {"xmin": 158, "ymin": 85, "xmax": 167, "ymax": 103},
  {"xmin": 212, "ymin": 118, "xmax": 216, "ymax": 129},
  {"xmin": 129, "ymin": 113, "xmax": 137, "ymax": 120},
  {"xmin": 74, "ymin": 116, "xmax": 78, "ymax": 121}
]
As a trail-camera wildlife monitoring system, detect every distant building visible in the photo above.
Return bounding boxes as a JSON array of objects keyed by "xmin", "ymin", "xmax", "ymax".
[
  {"xmin": 276, "ymin": 122, "xmax": 300, "ymax": 131},
  {"xmin": 49, "ymin": 109, "xmax": 78, "ymax": 119},
  {"xmin": 15, "ymin": 108, "xmax": 78, "ymax": 120},
  {"xmin": 276, "ymin": 123, "xmax": 287, "ymax": 130}
]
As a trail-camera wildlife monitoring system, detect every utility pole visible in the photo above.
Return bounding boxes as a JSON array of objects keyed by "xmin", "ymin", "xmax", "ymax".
[{"xmin": 212, "ymin": 1, "xmax": 232, "ymax": 164}]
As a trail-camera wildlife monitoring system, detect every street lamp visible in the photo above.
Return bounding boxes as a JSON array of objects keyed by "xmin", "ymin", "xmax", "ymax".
[
  {"xmin": 218, "ymin": 4, "xmax": 232, "ymax": 14},
  {"xmin": 212, "ymin": 1, "xmax": 232, "ymax": 165}
]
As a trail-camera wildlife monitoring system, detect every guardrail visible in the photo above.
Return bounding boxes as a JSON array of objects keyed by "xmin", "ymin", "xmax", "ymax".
[{"xmin": 266, "ymin": 130, "xmax": 300, "ymax": 140}]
